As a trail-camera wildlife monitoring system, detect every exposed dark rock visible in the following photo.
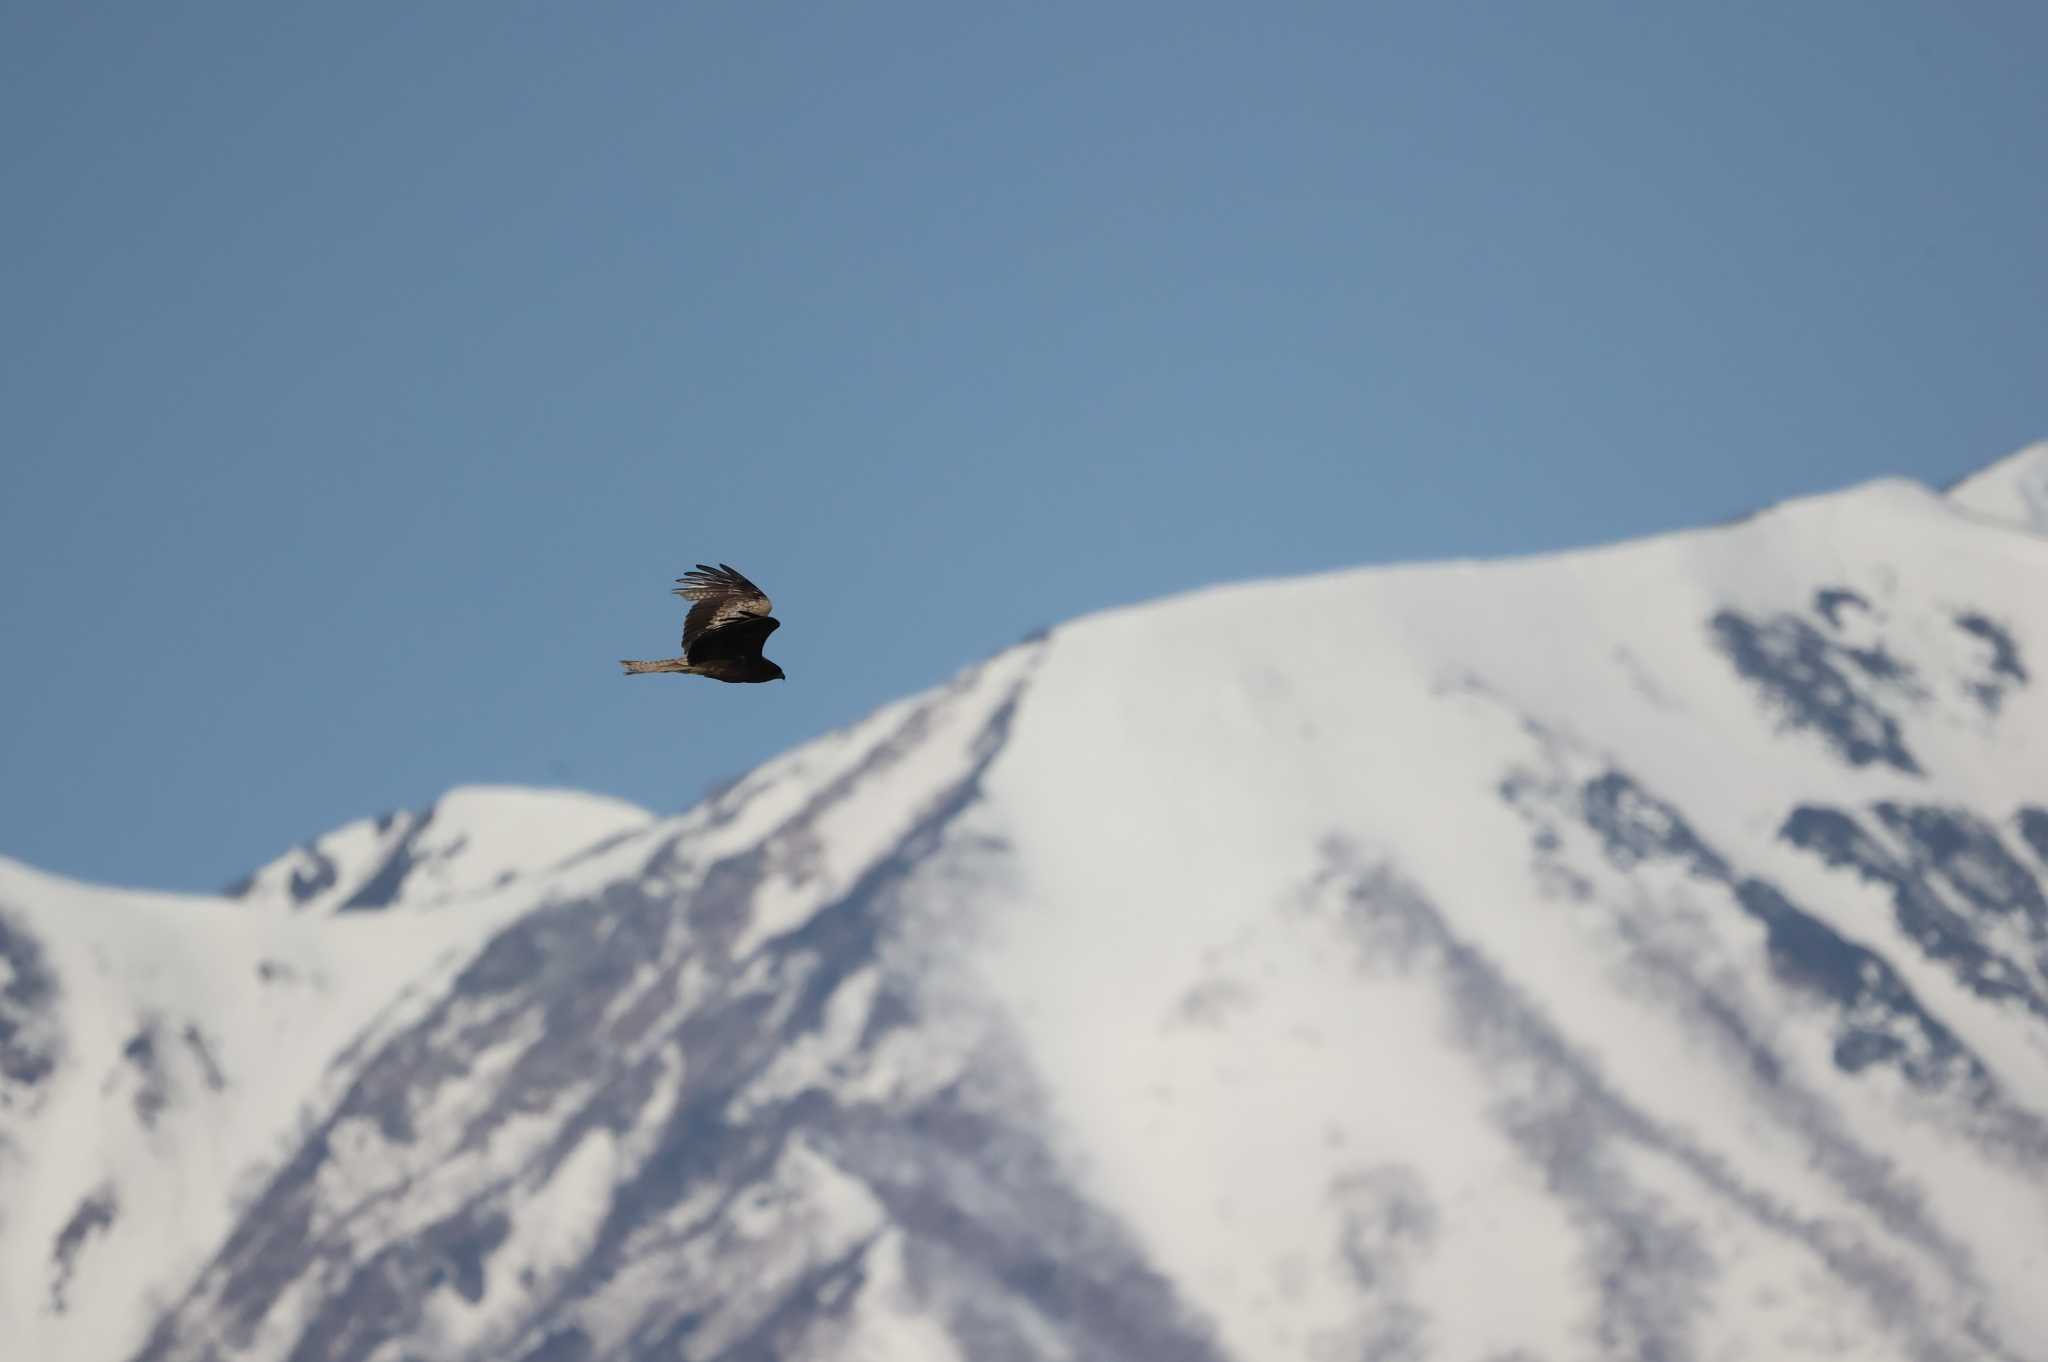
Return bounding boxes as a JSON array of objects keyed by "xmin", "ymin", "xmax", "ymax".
[
  {"xmin": 1708, "ymin": 610, "xmax": 1920, "ymax": 774},
  {"xmin": 0, "ymin": 908, "xmax": 58, "ymax": 1089},
  {"xmin": 1955, "ymin": 613, "xmax": 2027, "ymax": 682},
  {"xmin": 337, "ymin": 811, "xmax": 432, "ymax": 912},
  {"xmin": 1813, "ymin": 587, "xmax": 1870, "ymax": 629},
  {"xmin": 1580, "ymin": 771, "xmax": 1729, "ymax": 880},
  {"xmin": 1781, "ymin": 805, "xmax": 2047, "ymax": 1019},
  {"xmin": 1569, "ymin": 772, "xmax": 1983, "ymax": 1089},
  {"xmin": 50, "ymin": 1186, "xmax": 117, "ymax": 1312}
]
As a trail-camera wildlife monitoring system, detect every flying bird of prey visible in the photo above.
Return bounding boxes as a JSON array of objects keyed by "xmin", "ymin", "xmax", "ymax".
[{"xmin": 621, "ymin": 563, "xmax": 786, "ymax": 683}]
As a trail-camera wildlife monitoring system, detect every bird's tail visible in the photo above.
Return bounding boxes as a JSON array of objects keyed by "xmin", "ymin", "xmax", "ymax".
[{"xmin": 621, "ymin": 657, "xmax": 694, "ymax": 676}]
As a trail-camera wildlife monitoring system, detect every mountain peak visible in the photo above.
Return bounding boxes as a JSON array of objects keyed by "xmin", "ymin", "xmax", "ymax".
[
  {"xmin": 1944, "ymin": 439, "xmax": 2048, "ymax": 531},
  {"xmin": 226, "ymin": 783, "xmax": 654, "ymax": 914}
]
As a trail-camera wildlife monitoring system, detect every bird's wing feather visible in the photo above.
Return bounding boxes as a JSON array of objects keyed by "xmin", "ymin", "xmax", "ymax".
[
  {"xmin": 685, "ymin": 613, "xmax": 779, "ymax": 664},
  {"xmin": 673, "ymin": 563, "xmax": 774, "ymax": 651}
]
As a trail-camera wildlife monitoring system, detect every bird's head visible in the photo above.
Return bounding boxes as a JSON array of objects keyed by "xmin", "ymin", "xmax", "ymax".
[{"xmin": 769, "ymin": 662, "xmax": 787, "ymax": 682}]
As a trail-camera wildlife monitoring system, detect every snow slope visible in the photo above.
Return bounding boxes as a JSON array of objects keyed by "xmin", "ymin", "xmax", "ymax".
[
  {"xmin": 0, "ymin": 788, "xmax": 657, "ymax": 1362},
  {"xmin": 5, "ymin": 443, "xmax": 2048, "ymax": 1362}
]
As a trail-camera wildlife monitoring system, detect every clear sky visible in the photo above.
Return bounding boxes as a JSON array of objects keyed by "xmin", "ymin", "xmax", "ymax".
[{"xmin": 3, "ymin": 2, "xmax": 2043, "ymax": 893}]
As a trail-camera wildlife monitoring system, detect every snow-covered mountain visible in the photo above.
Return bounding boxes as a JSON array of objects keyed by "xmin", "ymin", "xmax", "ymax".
[{"xmin": 6, "ymin": 444, "xmax": 2048, "ymax": 1362}]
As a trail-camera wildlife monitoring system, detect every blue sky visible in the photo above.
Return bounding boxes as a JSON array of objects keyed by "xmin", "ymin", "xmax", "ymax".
[{"xmin": 3, "ymin": 2, "xmax": 2043, "ymax": 892}]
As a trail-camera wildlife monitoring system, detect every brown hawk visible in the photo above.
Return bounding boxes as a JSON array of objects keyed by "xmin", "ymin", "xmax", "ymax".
[{"xmin": 621, "ymin": 563, "xmax": 785, "ymax": 683}]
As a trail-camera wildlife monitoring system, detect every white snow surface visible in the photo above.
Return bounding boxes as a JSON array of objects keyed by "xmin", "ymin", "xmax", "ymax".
[{"xmin": 6, "ymin": 446, "xmax": 2048, "ymax": 1362}]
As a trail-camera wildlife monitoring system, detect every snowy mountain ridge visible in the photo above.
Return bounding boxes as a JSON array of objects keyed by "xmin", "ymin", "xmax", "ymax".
[
  {"xmin": 4, "ymin": 442, "xmax": 2048, "ymax": 1361},
  {"xmin": 1947, "ymin": 438, "xmax": 2048, "ymax": 535},
  {"xmin": 224, "ymin": 786, "xmax": 655, "ymax": 915}
]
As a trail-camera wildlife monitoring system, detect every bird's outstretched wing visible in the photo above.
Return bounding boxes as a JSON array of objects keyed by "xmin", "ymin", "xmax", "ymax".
[
  {"xmin": 674, "ymin": 563, "xmax": 775, "ymax": 653},
  {"xmin": 686, "ymin": 613, "xmax": 780, "ymax": 664}
]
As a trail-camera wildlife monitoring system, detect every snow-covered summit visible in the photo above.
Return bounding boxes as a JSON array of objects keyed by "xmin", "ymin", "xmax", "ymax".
[
  {"xmin": 7, "ymin": 443, "xmax": 2048, "ymax": 1362},
  {"xmin": 226, "ymin": 784, "xmax": 653, "ymax": 914},
  {"xmin": 1945, "ymin": 437, "xmax": 2048, "ymax": 532}
]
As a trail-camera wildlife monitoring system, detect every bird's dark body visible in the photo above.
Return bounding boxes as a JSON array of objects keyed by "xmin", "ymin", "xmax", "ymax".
[
  {"xmin": 621, "ymin": 563, "xmax": 785, "ymax": 684},
  {"xmin": 691, "ymin": 657, "xmax": 783, "ymax": 683}
]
